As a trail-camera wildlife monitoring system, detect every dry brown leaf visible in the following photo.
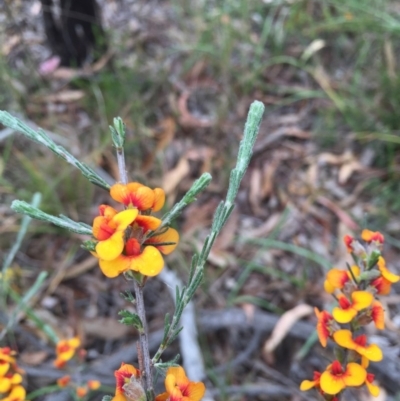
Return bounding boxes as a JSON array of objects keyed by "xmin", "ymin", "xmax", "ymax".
[
  {"xmin": 162, "ymin": 156, "xmax": 190, "ymax": 195},
  {"xmin": 263, "ymin": 304, "xmax": 313, "ymax": 364},
  {"xmin": 249, "ymin": 168, "xmax": 263, "ymax": 214},
  {"xmin": 317, "ymin": 196, "xmax": 359, "ymax": 231},
  {"xmin": 38, "ymin": 90, "xmax": 85, "ymax": 103},
  {"xmin": 20, "ymin": 350, "xmax": 48, "ymax": 366},
  {"xmin": 82, "ymin": 317, "xmax": 130, "ymax": 339},
  {"xmin": 338, "ymin": 160, "xmax": 363, "ymax": 184}
]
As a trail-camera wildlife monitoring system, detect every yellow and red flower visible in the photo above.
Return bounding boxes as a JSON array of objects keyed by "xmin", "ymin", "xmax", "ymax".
[
  {"xmin": 87, "ymin": 380, "xmax": 101, "ymax": 390},
  {"xmin": 112, "ymin": 362, "xmax": 141, "ymax": 401},
  {"xmin": 333, "ymin": 330, "xmax": 383, "ymax": 362},
  {"xmin": 54, "ymin": 337, "xmax": 81, "ymax": 368},
  {"xmin": 332, "ymin": 291, "xmax": 373, "ymax": 324},
  {"xmin": 324, "ymin": 266, "xmax": 359, "ymax": 294},
  {"xmin": 96, "ymin": 215, "xmax": 179, "ymax": 278},
  {"xmin": 93, "ymin": 206, "xmax": 138, "ymax": 261},
  {"xmin": 361, "ymin": 230, "xmax": 384, "ymax": 244},
  {"xmin": 155, "ymin": 366, "xmax": 205, "ymax": 401},
  {"xmin": 320, "ymin": 360, "xmax": 366, "ymax": 395},
  {"xmin": 110, "ymin": 182, "xmax": 165, "ymax": 212},
  {"xmin": 0, "ymin": 371, "xmax": 23, "ymax": 393},
  {"xmin": 371, "ymin": 276, "xmax": 392, "ymax": 295},
  {"xmin": 57, "ymin": 375, "xmax": 71, "ymax": 388}
]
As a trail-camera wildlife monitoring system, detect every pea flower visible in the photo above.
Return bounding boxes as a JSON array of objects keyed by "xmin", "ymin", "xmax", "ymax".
[
  {"xmin": 155, "ymin": 366, "xmax": 205, "ymax": 401},
  {"xmin": 54, "ymin": 337, "xmax": 81, "ymax": 368},
  {"xmin": 57, "ymin": 375, "xmax": 71, "ymax": 388},
  {"xmin": 332, "ymin": 291, "xmax": 373, "ymax": 324},
  {"xmin": 92, "ymin": 206, "xmax": 138, "ymax": 261},
  {"xmin": 315, "ymin": 308, "xmax": 336, "ymax": 347},
  {"xmin": 320, "ymin": 360, "xmax": 366, "ymax": 395},
  {"xmin": 369, "ymin": 301, "xmax": 385, "ymax": 330},
  {"xmin": 361, "ymin": 230, "xmax": 384, "ymax": 244},
  {"xmin": 112, "ymin": 362, "xmax": 142, "ymax": 401},
  {"xmin": 110, "ymin": 182, "xmax": 165, "ymax": 211},
  {"xmin": 343, "ymin": 235, "xmax": 355, "ymax": 252},
  {"xmin": 324, "ymin": 266, "xmax": 359, "ymax": 294},
  {"xmin": 96, "ymin": 215, "xmax": 179, "ymax": 278},
  {"xmin": 0, "ymin": 371, "xmax": 23, "ymax": 393},
  {"xmin": 371, "ymin": 276, "xmax": 392, "ymax": 295},
  {"xmin": 0, "ymin": 385, "xmax": 26, "ymax": 401},
  {"xmin": 333, "ymin": 330, "xmax": 383, "ymax": 362}
]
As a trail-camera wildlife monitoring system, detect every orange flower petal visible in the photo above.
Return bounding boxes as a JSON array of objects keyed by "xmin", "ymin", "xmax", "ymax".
[
  {"xmin": 152, "ymin": 188, "xmax": 166, "ymax": 212},
  {"xmin": 326, "ymin": 269, "xmax": 350, "ymax": 290},
  {"xmin": 155, "ymin": 393, "xmax": 169, "ymax": 401},
  {"xmin": 130, "ymin": 246, "xmax": 164, "ymax": 276},
  {"xmin": 110, "ymin": 183, "xmax": 155, "ymax": 210},
  {"xmin": 324, "ymin": 279, "xmax": 335, "ymax": 294},
  {"xmin": 165, "ymin": 367, "xmax": 189, "ymax": 393},
  {"xmin": 88, "ymin": 380, "xmax": 101, "ymax": 390},
  {"xmin": 185, "ymin": 382, "xmax": 206, "ymax": 401},
  {"xmin": 135, "ymin": 215, "xmax": 162, "ymax": 232},
  {"xmin": 146, "ymin": 228, "xmax": 179, "ymax": 255},
  {"xmin": 343, "ymin": 363, "xmax": 367, "ymax": 387},
  {"xmin": 371, "ymin": 301, "xmax": 385, "ymax": 330}
]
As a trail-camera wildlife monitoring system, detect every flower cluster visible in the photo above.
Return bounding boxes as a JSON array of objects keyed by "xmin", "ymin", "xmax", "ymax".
[
  {"xmin": 301, "ymin": 229, "xmax": 398, "ymax": 399},
  {"xmin": 111, "ymin": 363, "xmax": 205, "ymax": 401},
  {"xmin": 57, "ymin": 375, "xmax": 101, "ymax": 399},
  {"xmin": 91, "ymin": 182, "xmax": 179, "ymax": 278},
  {"xmin": 0, "ymin": 347, "xmax": 26, "ymax": 401}
]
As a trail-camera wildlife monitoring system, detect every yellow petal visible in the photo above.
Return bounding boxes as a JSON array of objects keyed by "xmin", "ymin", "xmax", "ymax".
[
  {"xmin": 96, "ymin": 232, "xmax": 125, "ymax": 261},
  {"xmin": 366, "ymin": 380, "xmax": 380, "ymax": 397},
  {"xmin": 343, "ymin": 363, "xmax": 367, "ymax": 387},
  {"xmin": 113, "ymin": 209, "xmax": 138, "ymax": 230},
  {"xmin": 300, "ymin": 380, "xmax": 317, "ymax": 391},
  {"xmin": 378, "ymin": 257, "xmax": 400, "ymax": 283},
  {"xmin": 10, "ymin": 373, "xmax": 23, "ymax": 384},
  {"xmin": 332, "ymin": 307, "xmax": 357, "ymax": 324},
  {"xmin": 99, "ymin": 256, "xmax": 131, "ymax": 278},
  {"xmin": 155, "ymin": 393, "xmax": 169, "ymax": 401},
  {"xmin": 0, "ymin": 377, "xmax": 12, "ymax": 393},
  {"xmin": 320, "ymin": 371, "xmax": 345, "ymax": 395},
  {"xmin": 352, "ymin": 291, "xmax": 374, "ymax": 311},
  {"xmin": 0, "ymin": 361, "xmax": 10, "ymax": 376},
  {"xmin": 333, "ymin": 329, "xmax": 354, "ymax": 349},
  {"xmin": 324, "ymin": 279, "xmax": 335, "ymax": 294},
  {"xmin": 130, "ymin": 246, "xmax": 164, "ymax": 277},
  {"xmin": 357, "ymin": 344, "xmax": 383, "ymax": 362},
  {"xmin": 165, "ymin": 366, "xmax": 188, "ymax": 393},
  {"xmin": 68, "ymin": 337, "xmax": 81, "ymax": 348}
]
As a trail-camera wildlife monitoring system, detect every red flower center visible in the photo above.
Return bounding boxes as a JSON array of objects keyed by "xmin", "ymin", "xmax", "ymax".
[
  {"xmin": 331, "ymin": 361, "xmax": 344, "ymax": 376},
  {"xmin": 338, "ymin": 296, "xmax": 351, "ymax": 309},
  {"xmin": 354, "ymin": 334, "xmax": 367, "ymax": 346},
  {"xmin": 125, "ymin": 239, "xmax": 141, "ymax": 256}
]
